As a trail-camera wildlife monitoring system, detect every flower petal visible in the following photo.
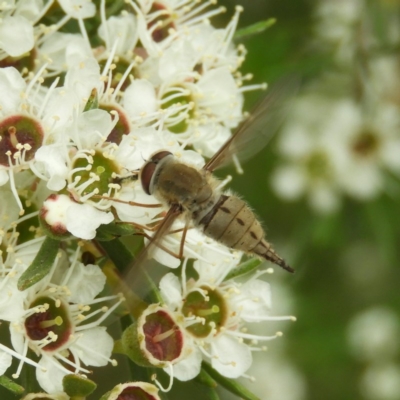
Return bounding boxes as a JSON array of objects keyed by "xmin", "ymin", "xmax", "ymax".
[
  {"xmin": 64, "ymin": 263, "xmax": 106, "ymax": 304},
  {"xmin": 36, "ymin": 356, "xmax": 66, "ymax": 394},
  {"xmin": 159, "ymin": 273, "xmax": 182, "ymax": 310},
  {"xmin": 237, "ymin": 279, "xmax": 272, "ymax": 322},
  {"xmin": 72, "ymin": 326, "xmax": 113, "ymax": 367},
  {"xmin": 0, "ymin": 349, "xmax": 12, "ymax": 375},
  {"xmin": 0, "ymin": 16, "xmax": 34, "ymax": 57},
  {"xmin": 210, "ymin": 334, "xmax": 252, "ymax": 378},
  {"xmin": 171, "ymin": 343, "xmax": 202, "ymax": 381},
  {"xmin": 66, "ymin": 203, "xmax": 114, "ymax": 240}
]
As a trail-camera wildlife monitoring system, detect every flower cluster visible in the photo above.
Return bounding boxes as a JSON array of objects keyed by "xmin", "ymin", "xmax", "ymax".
[
  {"xmin": 0, "ymin": 0, "xmax": 291, "ymax": 398},
  {"xmin": 271, "ymin": 0, "xmax": 400, "ymax": 214}
]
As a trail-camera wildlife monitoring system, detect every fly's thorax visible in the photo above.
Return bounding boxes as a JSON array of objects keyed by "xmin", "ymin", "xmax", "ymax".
[
  {"xmin": 198, "ymin": 194, "xmax": 266, "ymax": 253},
  {"xmin": 142, "ymin": 154, "xmax": 215, "ymax": 211}
]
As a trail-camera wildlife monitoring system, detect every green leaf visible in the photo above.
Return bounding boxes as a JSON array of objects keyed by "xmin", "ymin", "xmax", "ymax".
[
  {"xmin": 224, "ymin": 257, "xmax": 262, "ymax": 281},
  {"xmin": 97, "ymin": 238, "xmax": 148, "ymax": 318},
  {"xmin": 98, "ymin": 237, "xmax": 163, "ymax": 304},
  {"xmin": 202, "ymin": 362, "xmax": 260, "ymax": 400},
  {"xmin": 204, "ymin": 388, "xmax": 220, "ymax": 400},
  {"xmin": 96, "ymin": 221, "xmax": 137, "ymax": 241},
  {"xmin": 63, "ymin": 374, "xmax": 97, "ymax": 397},
  {"xmin": 195, "ymin": 368, "xmax": 217, "ymax": 389},
  {"xmin": 234, "ymin": 19, "xmax": 276, "ymax": 40},
  {"xmin": 84, "ymin": 88, "xmax": 99, "ymax": 111},
  {"xmin": 97, "ymin": 238, "xmax": 135, "ymax": 272},
  {"xmin": 0, "ymin": 375, "xmax": 24, "ymax": 395},
  {"xmin": 17, "ymin": 236, "xmax": 60, "ymax": 291}
]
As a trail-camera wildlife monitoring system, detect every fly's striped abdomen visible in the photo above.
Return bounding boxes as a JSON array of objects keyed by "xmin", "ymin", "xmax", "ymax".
[
  {"xmin": 198, "ymin": 195, "xmax": 294, "ymax": 273},
  {"xmin": 198, "ymin": 195, "xmax": 260, "ymax": 250}
]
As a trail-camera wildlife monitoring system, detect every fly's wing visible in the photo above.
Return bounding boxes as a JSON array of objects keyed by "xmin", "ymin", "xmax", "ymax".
[
  {"xmin": 122, "ymin": 203, "xmax": 182, "ymax": 288},
  {"xmin": 203, "ymin": 78, "xmax": 298, "ymax": 172}
]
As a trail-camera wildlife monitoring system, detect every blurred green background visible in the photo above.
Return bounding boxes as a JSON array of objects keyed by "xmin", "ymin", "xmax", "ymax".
[{"xmin": 216, "ymin": 1, "xmax": 400, "ymax": 400}]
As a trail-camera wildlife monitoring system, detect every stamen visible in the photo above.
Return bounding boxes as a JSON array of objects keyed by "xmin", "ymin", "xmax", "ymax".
[
  {"xmin": 153, "ymin": 327, "xmax": 177, "ymax": 343},
  {"xmin": 239, "ymin": 83, "xmax": 268, "ymax": 93},
  {"xmin": 226, "ymin": 330, "xmax": 282, "ymax": 341},
  {"xmin": 7, "ymin": 169, "xmax": 24, "ymax": 213},
  {"xmin": 38, "ymin": 76, "xmax": 60, "ymax": 118},
  {"xmin": 75, "ymin": 295, "xmax": 124, "ymax": 330},
  {"xmin": 0, "ymin": 341, "xmax": 44, "ymax": 374},
  {"xmin": 196, "ymin": 305, "xmax": 219, "ymax": 317},
  {"xmin": 152, "ymin": 362, "xmax": 174, "ymax": 392},
  {"xmin": 71, "ymin": 334, "xmax": 117, "ymax": 367},
  {"xmin": 39, "ymin": 316, "xmax": 63, "ymax": 329},
  {"xmin": 112, "ymin": 61, "xmax": 136, "ymax": 101},
  {"xmin": 55, "ymin": 351, "xmax": 91, "ymax": 374}
]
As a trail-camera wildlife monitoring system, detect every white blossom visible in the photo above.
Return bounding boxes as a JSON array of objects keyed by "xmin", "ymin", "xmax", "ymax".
[{"xmin": 158, "ymin": 245, "xmax": 295, "ymax": 379}]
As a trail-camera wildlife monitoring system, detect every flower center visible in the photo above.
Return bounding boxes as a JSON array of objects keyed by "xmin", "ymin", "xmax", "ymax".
[
  {"xmin": 182, "ymin": 286, "xmax": 227, "ymax": 338},
  {"xmin": 117, "ymin": 387, "xmax": 158, "ymax": 400},
  {"xmin": 71, "ymin": 150, "xmax": 121, "ymax": 201},
  {"xmin": 24, "ymin": 296, "xmax": 72, "ymax": 351},
  {"xmin": 148, "ymin": 3, "xmax": 176, "ymax": 42},
  {"xmin": 143, "ymin": 309, "xmax": 183, "ymax": 362},
  {"xmin": 161, "ymin": 87, "xmax": 194, "ymax": 134},
  {"xmin": 0, "ymin": 115, "xmax": 44, "ymax": 167},
  {"xmin": 351, "ymin": 130, "xmax": 380, "ymax": 158},
  {"xmin": 99, "ymin": 58, "xmax": 137, "ymax": 92},
  {"xmin": 305, "ymin": 151, "xmax": 332, "ymax": 180}
]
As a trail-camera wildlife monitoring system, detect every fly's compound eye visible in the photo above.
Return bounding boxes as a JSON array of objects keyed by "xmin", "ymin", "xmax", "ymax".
[{"xmin": 140, "ymin": 151, "xmax": 172, "ymax": 195}]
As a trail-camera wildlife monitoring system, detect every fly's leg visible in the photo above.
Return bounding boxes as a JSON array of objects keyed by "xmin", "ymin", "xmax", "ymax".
[
  {"xmin": 93, "ymin": 195, "xmax": 162, "ymax": 208},
  {"xmin": 135, "ymin": 232, "xmax": 182, "ymax": 259},
  {"xmin": 135, "ymin": 222, "xmax": 190, "ymax": 259},
  {"xmin": 111, "ymin": 173, "xmax": 139, "ymax": 185},
  {"xmin": 122, "ymin": 220, "xmax": 164, "ymax": 232},
  {"xmin": 177, "ymin": 223, "xmax": 189, "ymax": 259}
]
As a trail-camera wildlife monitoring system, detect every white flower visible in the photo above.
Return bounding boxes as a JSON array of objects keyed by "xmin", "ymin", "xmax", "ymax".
[
  {"xmin": 5, "ymin": 247, "xmax": 121, "ymax": 393},
  {"xmin": 130, "ymin": 0, "xmax": 228, "ymax": 54},
  {"xmin": 37, "ymin": 32, "xmax": 91, "ymax": 75},
  {"xmin": 360, "ymin": 363, "xmax": 400, "ymax": 400},
  {"xmin": 271, "ymin": 94, "xmax": 343, "ymax": 213},
  {"xmin": 116, "ymin": 4, "xmax": 261, "ymax": 156},
  {"xmin": 248, "ymin": 355, "xmax": 307, "ymax": 400},
  {"xmin": 0, "ymin": 15, "xmax": 34, "ymax": 57},
  {"xmin": 159, "ymin": 246, "xmax": 295, "ymax": 379},
  {"xmin": 314, "ymin": 0, "xmax": 365, "ymax": 65},
  {"xmin": 0, "ymin": 0, "xmax": 44, "ymax": 58},
  {"xmin": 41, "ymin": 194, "xmax": 114, "ymax": 240},
  {"xmin": 58, "ymin": 0, "xmax": 96, "ymax": 19},
  {"xmin": 0, "ymin": 348, "xmax": 12, "ymax": 376},
  {"xmin": 97, "ymin": 12, "xmax": 139, "ymax": 57},
  {"xmin": 0, "ymin": 214, "xmax": 42, "ymax": 322},
  {"xmin": 271, "ymin": 91, "xmax": 400, "ymax": 212},
  {"xmin": 134, "ymin": 51, "xmax": 247, "ymax": 155},
  {"xmin": 347, "ymin": 307, "xmax": 400, "ymax": 362},
  {"xmin": 331, "ymin": 101, "xmax": 400, "ymax": 200},
  {"xmin": 0, "ymin": 65, "xmax": 102, "ymax": 211}
]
